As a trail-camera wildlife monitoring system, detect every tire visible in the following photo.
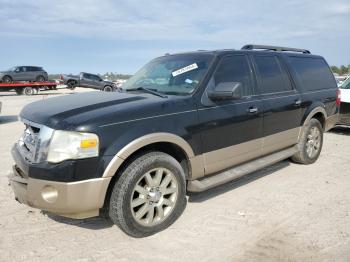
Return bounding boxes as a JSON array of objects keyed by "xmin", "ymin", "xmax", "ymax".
[
  {"xmin": 67, "ymin": 80, "xmax": 77, "ymax": 89},
  {"xmin": 109, "ymin": 151, "xmax": 187, "ymax": 238},
  {"xmin": 102, "ymin": 86, "xmax": 114, "ymax": 92},
  {"xmin": 23, "ymin": 86, "xmax": 35, "ymax": 96},
  {"xmin": 2, "ymin": 75, "xmax": 12, "ymax": 83},
  {"xmin": 15, "ymin": 88, "xmax": 24, "ymax": 95},
  {"xmin": 36, "ymin": 75, "xmax": 45, "ymax": 82},
  {"xmin": 291, "ymin": 118, "xmax": 323, "ymax": 164}
]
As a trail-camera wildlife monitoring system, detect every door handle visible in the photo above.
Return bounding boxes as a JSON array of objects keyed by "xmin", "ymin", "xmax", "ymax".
[
  {"xmin": 247, "ymin": 107, "xmax": 258, "ymax": 114},
  {"xmin": 294, "ymin": 99, "xmax": 302, "ymax": 106}
]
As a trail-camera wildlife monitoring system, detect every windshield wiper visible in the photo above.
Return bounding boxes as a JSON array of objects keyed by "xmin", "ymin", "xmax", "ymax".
[{"xmin": 126, "ymin": 87, "xmax": 168, "ymax": 98}]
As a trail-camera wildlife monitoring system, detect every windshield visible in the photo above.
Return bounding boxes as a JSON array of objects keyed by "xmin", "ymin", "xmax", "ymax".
[
  {"xmin": 341, "ymin": 77, "xmax": 350, "ymax": 89},
  {"xmin": 122, "ymin": 54, "xmax": 214, "ymax": 95},
  {"xmin": 7, "ymin": 66, "xmax": 17, "ymax": 71}
]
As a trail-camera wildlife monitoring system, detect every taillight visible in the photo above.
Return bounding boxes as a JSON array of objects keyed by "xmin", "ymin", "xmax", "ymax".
[{"xmin": 336, "ymin": 89, "xmax": 341, "ymax": 107}]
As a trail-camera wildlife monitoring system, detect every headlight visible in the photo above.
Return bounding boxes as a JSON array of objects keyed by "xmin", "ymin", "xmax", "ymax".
[{"xmin": 47, "ymin": 130, "xmax": 99, "ymax": 163}]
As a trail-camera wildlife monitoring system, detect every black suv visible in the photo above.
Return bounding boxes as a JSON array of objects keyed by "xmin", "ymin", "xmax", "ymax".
[{"xmin": 9, "ymin": 45, "xmax": 339, "ymax": 237}]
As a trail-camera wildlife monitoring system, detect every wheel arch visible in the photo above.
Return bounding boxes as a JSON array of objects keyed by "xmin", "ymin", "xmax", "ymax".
[
  {"xmin": 2, "ymin": 75, "xmax": 12, "ymax": 81},
  {"xmin": 102, "ymin": 133, "xmax": 197, "ymax": 180},
  {"xmin": 302, "ymin": 106, "xmax": 327, "ymax": 130}
]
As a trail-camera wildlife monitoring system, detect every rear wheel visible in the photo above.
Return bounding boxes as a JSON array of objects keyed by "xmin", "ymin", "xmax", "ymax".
[
  {"xmin": 67, "ymin": 80, "xmax": 77, "ymax": 89},
  {"xmin": 108, "ymin": 152, "xmax": 187, "ymax": 238},
  {"xmin": 36, "ymin": 75, "xmax": 45, "ymax": 82},
  {"xmin": 291, "ymin": 118, "xmax": 323, "ymax": 164},
  {"xmin": 2, "ymin": 75, "xmax": 12, "ymax": 83},
  {"xmin": 103, "ymin": 86, "xmax": 114, "ymax": 92},
  {"xmin": 23, "ymin": 86, "xmax": 35, "ymax": 96}
]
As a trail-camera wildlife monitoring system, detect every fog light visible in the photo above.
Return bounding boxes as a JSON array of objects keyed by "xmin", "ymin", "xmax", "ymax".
[{"xmin": 41, "ymin": 185, "xmax": 58, "ymax": 203}]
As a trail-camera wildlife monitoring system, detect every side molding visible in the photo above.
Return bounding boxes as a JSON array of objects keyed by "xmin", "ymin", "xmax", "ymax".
[{"xmin": 102, "ymin": 133, "xmax": 204, "ymax": 179}]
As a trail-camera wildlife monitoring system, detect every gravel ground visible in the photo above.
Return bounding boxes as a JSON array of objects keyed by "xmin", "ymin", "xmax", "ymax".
[{"xmin": 0, "ymin": 88, "xmax": 350, "ymax": 262}]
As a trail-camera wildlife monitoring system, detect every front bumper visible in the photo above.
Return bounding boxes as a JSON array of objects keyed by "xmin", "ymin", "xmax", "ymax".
[{"xmin": 9, "ymin": 165, "xmax": 111, "ymax": 219}]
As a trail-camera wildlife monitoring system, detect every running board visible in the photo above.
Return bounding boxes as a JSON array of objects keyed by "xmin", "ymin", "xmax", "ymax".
[{"xmin": 187, "ymin": 146, "xmax": 298, "ymax": 192}]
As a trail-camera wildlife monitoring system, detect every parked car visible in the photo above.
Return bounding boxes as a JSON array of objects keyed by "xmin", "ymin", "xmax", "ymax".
[
  {"xmin": 9, "ymin": 45, "xmax": 339, "ymax": 237},
  {"xmin": 60, "ymin": 72, "xmax": 117, "ymax": 91},
  {"xmin": 0, "ymin": 66, "xmax": 48, "ymax": 83},
  {"xmin": 339, "ymin": 76, "xmax": 350, "ymax": 125}
]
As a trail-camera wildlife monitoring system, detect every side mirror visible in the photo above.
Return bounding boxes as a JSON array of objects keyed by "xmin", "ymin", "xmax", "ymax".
[{"xmin": 207, "ymin": 82, "xmax": 243, "ymax": 101}]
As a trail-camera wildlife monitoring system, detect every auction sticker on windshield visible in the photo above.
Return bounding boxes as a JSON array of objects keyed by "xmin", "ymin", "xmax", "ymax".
[{"xmin": 172, "ymin": 63, "xmax": 198, "ymax": 77}]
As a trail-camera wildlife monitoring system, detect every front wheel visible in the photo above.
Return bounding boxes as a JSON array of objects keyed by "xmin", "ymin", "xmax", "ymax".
[
  {"xmin": 109, "ymin": 152, "xmax": 187, "ymax": 238},
  {"xmin": 102, "ymin": 86, "xmax": 114, "ymax": 92},
  {"xmin": 291, "ymin": 118, "xmax": 323, "ymax": 164},
  {"xmin": 2, "ymin": 75, "xmax": 12, "ymax": 83}
]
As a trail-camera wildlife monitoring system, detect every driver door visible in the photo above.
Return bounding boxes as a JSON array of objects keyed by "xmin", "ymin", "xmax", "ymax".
[{"xmin": 198, "ymin": 54, "xmax": 264, "ymax": 175}]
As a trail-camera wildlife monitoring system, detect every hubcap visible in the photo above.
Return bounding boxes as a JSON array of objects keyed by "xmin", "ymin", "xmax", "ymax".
[
  {"xmin": 130, "ymin": 168, "xmax": 178, "ymax": 227},
  {"xmin": 306, "ymin": 126, "xmax": 321, "ymax": 158}
]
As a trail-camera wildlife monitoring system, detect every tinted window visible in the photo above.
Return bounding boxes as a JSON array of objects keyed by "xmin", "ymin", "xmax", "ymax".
[
  {"xmin": 213, "ymin": 55, "xmax": 253, "ymax": 97},
  {"xmin": 83, "ymin": 73, "xmax": 91, "ymax": 79},
  {"xmin": 27, "ymin": 67, "xmax": 37, "ymax": 71},
  {"xmin": 91, "ymin": 75, "xmax": 101, "ymax": 81},
  {"xmin": 289, "ymin": 57, "xmax": 336, "ymax": 91},
  {"xmin": 254, "ymin": 55, "xmax": 292, "ymax": 94}
]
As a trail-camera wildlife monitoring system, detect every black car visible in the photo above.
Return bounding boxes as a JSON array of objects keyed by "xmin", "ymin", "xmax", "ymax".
[{"xmin": 9, "ymin": 45, "xmax": 339, "ymax": 237}]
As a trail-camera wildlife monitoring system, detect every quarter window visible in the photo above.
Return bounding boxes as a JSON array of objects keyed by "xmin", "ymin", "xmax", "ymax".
[
  {"xmin": 213, "ymin": 55, "xmax": 253, "ymax": 97},
  {"xmin": 254, "ymin": 55, "xmax": 292, "ymax": 94}
]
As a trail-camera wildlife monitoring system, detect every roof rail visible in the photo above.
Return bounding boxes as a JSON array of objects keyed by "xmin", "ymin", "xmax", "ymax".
[{"xmin": 241, "ymin": 44, "xmax": 311, "ymax": 54}]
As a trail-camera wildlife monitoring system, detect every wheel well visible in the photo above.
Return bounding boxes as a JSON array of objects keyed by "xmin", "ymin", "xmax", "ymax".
[
  {"xmin": 2, "ymin": 75, "xmax": 12, "ymax": 80},
  {"xmin": 100, "ymin": 142, "xmax": 190, "ymax": 217},
  {"xmin": 311, "ymin": 112, "xmax": 326, "ymax": 130}
]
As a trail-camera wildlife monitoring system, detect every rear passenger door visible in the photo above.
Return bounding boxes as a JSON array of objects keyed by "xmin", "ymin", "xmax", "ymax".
[
  {"xmin": 81, "ymin": 73, "xmax": 94, "ymax": 88},
  {"xmin": 198, "ymin": 54, "xmax": 264, "ymax": 175},
  {"xmin": 252, "ymin": 54, "xmax": 302, "ymax": 155}
]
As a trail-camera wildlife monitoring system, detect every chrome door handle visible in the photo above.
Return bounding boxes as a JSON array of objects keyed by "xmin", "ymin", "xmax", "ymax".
[
  {"xmin": 248, "ymin": 107, "xmax": 258, "ymax": 114},
  {"xmin": 295, "ymin": 99, "xmax": 302, "ymax": 106}
]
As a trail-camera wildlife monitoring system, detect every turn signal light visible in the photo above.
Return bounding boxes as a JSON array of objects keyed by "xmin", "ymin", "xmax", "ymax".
[{"xmin": 80, "ymin": 139, "xmax": 98, "ymax": 149}]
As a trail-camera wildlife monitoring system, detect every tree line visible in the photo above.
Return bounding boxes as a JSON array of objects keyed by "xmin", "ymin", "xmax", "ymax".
[{"xmin": 330, "ymin": 65, "xmax": 350, "ymax": 75}]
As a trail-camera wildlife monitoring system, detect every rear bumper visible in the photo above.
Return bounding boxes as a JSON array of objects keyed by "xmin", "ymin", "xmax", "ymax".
[
  {"xmin": 9, "ymin": 166, "xmax": 111, "ymax": 219},
  {"xmin": 325, "ymin": 113, "xmax": 339, "ymax": 131}
]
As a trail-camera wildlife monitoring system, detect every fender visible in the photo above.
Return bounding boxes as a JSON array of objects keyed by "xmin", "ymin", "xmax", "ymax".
[
  {"xmin": 102, "ymin": 132, "xmax": 204, "ymax": 180},
  {"xmin": 302, "ymin": 106, "xmax": 327, "ymax": 127}
]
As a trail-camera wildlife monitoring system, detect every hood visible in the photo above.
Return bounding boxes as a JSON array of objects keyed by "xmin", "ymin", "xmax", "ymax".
[
  {"xmin": 20, "ymin": 91, "xmax": 156, "ymax": 130},
  {"xmin": 102, "ymin": 80, "xmax": 115, "ymax": 85}
]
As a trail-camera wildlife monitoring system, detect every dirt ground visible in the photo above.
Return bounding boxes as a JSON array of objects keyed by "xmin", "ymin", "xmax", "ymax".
[{"xmin": 0, "ymin": 88, "xmax": 350, "ymax": 262}]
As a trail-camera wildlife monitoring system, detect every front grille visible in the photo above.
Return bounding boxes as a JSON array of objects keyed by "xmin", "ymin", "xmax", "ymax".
[
  {"xmin": 17, "ymin": 120, "xmax": 54, "ymax": 163},
  {"xmin": 18, "ymin": 122, "xmax": 41, "ymax": 163}
]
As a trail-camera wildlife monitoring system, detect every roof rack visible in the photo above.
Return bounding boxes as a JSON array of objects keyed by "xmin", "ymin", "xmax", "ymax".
[{"xmin": 241, "ymin": 44, "xmax": 311, "ymax": 54}]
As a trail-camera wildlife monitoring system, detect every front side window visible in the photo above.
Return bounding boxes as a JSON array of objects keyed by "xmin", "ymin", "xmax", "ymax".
[
  {"xmin": 254, "ymin": 55, "xmax": 292, "ymax": 94},
  {"xmin": 123, "ymin": 54, "xmax": 214, "ymax": 95},
  {"xmin": 213, "ymin": 55, "xmax": 253, "ymax": 97}
]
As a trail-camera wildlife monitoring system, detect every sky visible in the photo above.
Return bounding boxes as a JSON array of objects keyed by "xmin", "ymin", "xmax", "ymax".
[{"xmin": 0, "ymin": 0, "xmax": 349, "ymax": 74}]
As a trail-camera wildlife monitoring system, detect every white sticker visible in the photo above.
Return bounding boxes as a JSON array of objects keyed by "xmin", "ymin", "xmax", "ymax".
[
  {"xmin": 185, "ymin": 79, "xmax": 193, "ymax": 84},
  {"xmin": 172, "ymin": 63, "xmax": 198, "ymax": 77}
]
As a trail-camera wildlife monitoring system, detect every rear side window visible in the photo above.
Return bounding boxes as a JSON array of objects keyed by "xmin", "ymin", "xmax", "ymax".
[
  {"xmin": 213, "ymin": 55, "xmax": 253, "ymax": 97},
  {"xmin": 254, "ymin": 55, "xmax": 293, "ymax": 94},
  {"xmin": 289, "ymin": 57, "xmax": 335, "ymax": 91}
]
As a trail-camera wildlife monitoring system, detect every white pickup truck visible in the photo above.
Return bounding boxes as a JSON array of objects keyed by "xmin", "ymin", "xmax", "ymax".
[{"xmin": 339, "ymin": 77, "xmax": 350, "ymax": 125}]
